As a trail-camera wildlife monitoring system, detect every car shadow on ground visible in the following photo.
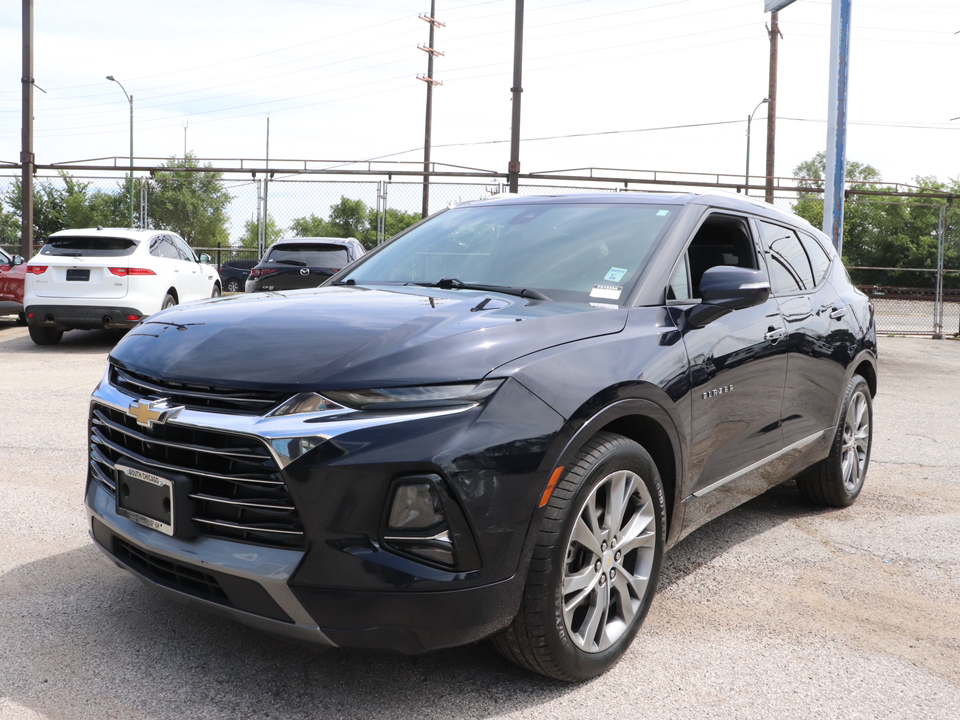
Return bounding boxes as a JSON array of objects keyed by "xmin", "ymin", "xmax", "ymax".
[
  {"xmin": 1, "ymin": 481, "xmax": 839, "ymax": 720},
  {"xmin": 0, "ymin": 324, "xmax": 127, "ymax": 354}
]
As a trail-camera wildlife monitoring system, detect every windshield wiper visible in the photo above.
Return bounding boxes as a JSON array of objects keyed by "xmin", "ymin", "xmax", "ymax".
[
  {"xmin": 274, "ymin": 259, "xmax": 307, "ymax": 266},
  {"xmin": 414, "ymin": 278, "xmax": 550, "ymax": 301}
]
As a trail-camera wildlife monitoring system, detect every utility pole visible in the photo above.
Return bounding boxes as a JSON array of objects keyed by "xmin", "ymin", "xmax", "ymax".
[
  {"xmin": 823, "ymin": 0, "xmax": 852, "ymax": 254},
  {"xmin": 508, "ymin": 0, "xmax": 525, "ymax": 194},
  {"xmin": 260, "ymin": 117, "xmax": 270, "ymax": 257},
  {"xmin": 418, "ymin": 2, "xmax": 444, "ymax": 219},
  {"xmin": 183, "ymin": 121, "xmax": 188, "ymax": 158},
  {"xmin": 765, "ymin": 12, "xmax": 782, "ymax": 204},
  {"xmin": 21, "ymin": 0, "xmax": 34, "ymax": 259}
]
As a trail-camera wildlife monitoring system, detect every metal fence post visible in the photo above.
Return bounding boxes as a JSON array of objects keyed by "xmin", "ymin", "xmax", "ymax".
[
  {"xmin": 139, "ymin": 177, "xmax": 148, "ymax": 229},
  {"xmin": 935, "ymin": 203, "xmax": 946, "ymax": 339}
]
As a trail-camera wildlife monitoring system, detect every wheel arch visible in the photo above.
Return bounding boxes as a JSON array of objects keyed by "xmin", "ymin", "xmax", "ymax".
[
  {"xmin": 165, "ymin": 287, "xmax": 179, "ymax": 303},
  {"xmin": 545, "ymin": 395, "xmax": 686, "ymax": 548}
]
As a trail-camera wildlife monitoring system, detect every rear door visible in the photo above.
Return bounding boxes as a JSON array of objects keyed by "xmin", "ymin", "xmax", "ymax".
[
  {"xmin": 756, "ymin": 221, "xmax": 850, "ymax": 447},
  {"xmin": 30, "ymin": 235, "xmax": 135, "ymax": 300}
]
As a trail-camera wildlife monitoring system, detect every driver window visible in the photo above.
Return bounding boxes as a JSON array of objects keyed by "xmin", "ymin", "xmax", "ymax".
[{"xmin": 684, "ymin": 215, "xmax": 758, "ymax": 298}]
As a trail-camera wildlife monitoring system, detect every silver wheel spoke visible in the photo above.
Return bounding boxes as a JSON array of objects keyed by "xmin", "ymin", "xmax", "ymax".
[
  {"xmin": 606, "ymin": 470, "xmax": 635, "ymax": 536},
  {"xmin": 563, "ymin": 566, "xmax": 597, "ymax": 596},
  {"xmin": 571, "ymin": 516, "xmax": 602, "ymax": 557},
  {"xmin": 611, "ymin": 573, "xmax": 638, "ymax": 626}
]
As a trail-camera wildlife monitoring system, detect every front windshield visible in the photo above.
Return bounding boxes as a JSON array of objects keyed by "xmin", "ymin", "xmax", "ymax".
[{"xmin": 342, "ymin": 202, "xmax": 677, "ymax": 304}]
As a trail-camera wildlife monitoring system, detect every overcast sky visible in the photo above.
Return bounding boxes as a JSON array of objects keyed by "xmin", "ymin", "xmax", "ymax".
[{"xmin": 1, "ymin": 0, "xmax": 958, "ymax": 192}]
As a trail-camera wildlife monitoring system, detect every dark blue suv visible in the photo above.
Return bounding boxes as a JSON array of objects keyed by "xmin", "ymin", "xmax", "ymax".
[{"xmin": 85, "ymin": 192, "xmax": 876, "ymax": 681}]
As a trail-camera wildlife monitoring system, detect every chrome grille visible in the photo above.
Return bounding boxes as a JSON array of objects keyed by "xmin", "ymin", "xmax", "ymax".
[
  {"xmin": 110, "ymin": 364, "xmax": 289, "ymax": 414},
  {"xmin": 90, "ymin": 402, "xmax": 306, "ymax": 549}
]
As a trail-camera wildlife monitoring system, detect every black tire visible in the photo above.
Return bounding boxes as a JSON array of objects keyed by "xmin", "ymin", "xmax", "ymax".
[
  {"xmin": 225, "ymin": 278, "xmax": 240, "ymax": 293},
  {"xmin": 796, "ymin": 374, "xmax": 872, "ymax": 507},
  {"xmin": 28, "ymin": 325, "xmax": 63, "ymax": 346},
  {"xmin": 162, "ymin": 293, "xmax": 177, "ymax": 310},
  {"xmin": 493, "ymin": 432, "xmax": 666, "ymax": 681},
  {"xmin": 211, "ymin": 283, "xmax": 222, "ymax": 298},
  {"xmin": 16, "ymin": 312, "xmax": 27, "ymax": 326}
]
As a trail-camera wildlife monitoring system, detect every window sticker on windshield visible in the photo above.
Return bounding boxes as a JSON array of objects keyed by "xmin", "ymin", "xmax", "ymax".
[
  {"xmin": 590, "ymin": 284, "xmax": 622, "ymax": 300},
  {"xmin": 657, "ymin": 210, "xmax": 670, "ymax": 216},
  {"xmin": 590, "ymin": 302, "xmax": 618, "ymax": 310},
  {"xmin": 604, "ymin": 267, "xmax": 627, "ymax": 283}
]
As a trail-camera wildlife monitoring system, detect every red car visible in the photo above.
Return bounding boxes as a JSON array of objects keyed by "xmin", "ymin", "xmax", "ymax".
[{"xmin": 0, "ymin": 246, "xmax": 27, "ymax": 320}]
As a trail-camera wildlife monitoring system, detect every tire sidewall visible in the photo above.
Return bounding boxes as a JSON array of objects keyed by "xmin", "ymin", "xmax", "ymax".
[{"xmin": 543, "ymin": 437, "xmax": 666, "ymax": 680}]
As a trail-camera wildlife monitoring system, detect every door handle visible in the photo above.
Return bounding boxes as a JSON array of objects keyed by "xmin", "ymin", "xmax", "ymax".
[
  {"xmin": 829, "ymin": 306, "xmax": 847, "ymax": 320},
  {"xmin": 764, "ymin": 327, "xmax": 786, "ymax": 343}
]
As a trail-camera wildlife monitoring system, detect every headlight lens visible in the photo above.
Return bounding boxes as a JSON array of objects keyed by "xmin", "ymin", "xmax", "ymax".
[{"xmin": 323, "ymin": 379, "xmax": 503, "ymax": 411}]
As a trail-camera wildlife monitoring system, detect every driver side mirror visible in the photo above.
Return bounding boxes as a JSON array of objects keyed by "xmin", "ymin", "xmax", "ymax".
[
  {"xmin": 198, "ymin": 253, "xmax": 211, "ymax": 264},
  {"xmin": 686, "ymin": 266, "xmax": 771, "ymax": 328},
  {"xmin": 13, "ymin": 255, "xmax": 25, "ymax": 266}
]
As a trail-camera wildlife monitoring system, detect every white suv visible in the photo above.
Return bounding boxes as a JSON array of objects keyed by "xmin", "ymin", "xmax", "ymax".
[{"xmin": 24, "ymin": 228, "xmax": 220, "ymax": 345}]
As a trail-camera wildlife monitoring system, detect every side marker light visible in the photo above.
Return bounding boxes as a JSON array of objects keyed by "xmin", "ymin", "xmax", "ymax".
[{"xmin": 539, "ymin": 466, "xmax": 566, "ymax": 508}]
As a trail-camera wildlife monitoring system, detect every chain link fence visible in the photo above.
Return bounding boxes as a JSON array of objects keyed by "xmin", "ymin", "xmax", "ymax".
[{"xmin": 2, "ymin": 170, "xmax": 958, "ymax": 337}]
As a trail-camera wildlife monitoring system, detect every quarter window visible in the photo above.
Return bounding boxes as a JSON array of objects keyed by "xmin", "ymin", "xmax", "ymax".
[{"xmin": 798, "ymin": 231, "xmax": 832, "ymax": 285}]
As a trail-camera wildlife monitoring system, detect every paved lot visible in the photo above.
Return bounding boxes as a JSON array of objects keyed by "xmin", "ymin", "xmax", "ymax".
[{"xmin": 1, "ymin": 318, "xmax": 958, "ymax": 719}]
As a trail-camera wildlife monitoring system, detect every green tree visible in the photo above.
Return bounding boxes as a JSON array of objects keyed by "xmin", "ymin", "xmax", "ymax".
[
  {"xmin": 237, "ymin": 214, "xmax": 283, "ymax": 249},
  {"xmin": 148, "ymin": 153, "xmax": 231, "ymax": 247},
  {"xmin": 289, "ymin": 213, "xmax": 334, "ymax": 238},
  {"xmin": 0, "ymin": 208, "xmax": 19, "ymax": 246},
  {"xmin": 290, "ymin": 197, "xmax": 421, "ymax": 250}
]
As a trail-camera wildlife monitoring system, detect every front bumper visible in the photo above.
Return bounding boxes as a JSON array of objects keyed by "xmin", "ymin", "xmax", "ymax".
[
  {"xmin": 85, "ymin": 371, "xmax": 564, "ymax": 653},
  {"xmin": 27, "ymin": 303, "xmax": 144, "ymax": 330}
]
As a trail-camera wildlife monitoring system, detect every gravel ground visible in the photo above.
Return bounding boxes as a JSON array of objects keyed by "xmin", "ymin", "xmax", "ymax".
[{"xmin": 1, "ymin": 319, "xmax": 958, "ymax": 720}]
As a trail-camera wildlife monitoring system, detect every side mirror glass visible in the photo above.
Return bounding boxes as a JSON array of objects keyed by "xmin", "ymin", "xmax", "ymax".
[
  {"xmin": 198, "ymin": 253, "xmax": 211, "ymax": 264},
  {"xmin": 13, "ymin": 255, "xmax": 25, "ymax": 266}
]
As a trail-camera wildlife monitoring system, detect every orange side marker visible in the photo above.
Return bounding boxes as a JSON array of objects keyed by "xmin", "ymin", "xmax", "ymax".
[{"xmin": 539, "ymin": 466, "xmax": 565, "ymax": 508}]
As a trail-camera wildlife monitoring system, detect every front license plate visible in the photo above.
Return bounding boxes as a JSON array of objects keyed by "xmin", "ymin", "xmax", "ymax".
[
  {"xmin": 66, "ymin": 268, "xmax": 90, "ymax": 281},
  {"xmin": 115, "ymin": 464, "xmax": 175, "ymax": 536}
]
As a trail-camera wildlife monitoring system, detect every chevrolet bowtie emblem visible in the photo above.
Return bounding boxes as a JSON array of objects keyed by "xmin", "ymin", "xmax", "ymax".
[{"xmin": 127, "ymin": 398, "xmax": 184, "ymax": 429}]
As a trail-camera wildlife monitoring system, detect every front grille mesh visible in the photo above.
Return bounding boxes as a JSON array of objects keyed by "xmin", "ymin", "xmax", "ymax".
[
  {"xmin": 114, "ymin": 536, "xmax": 229, "ymax": 603},
  {"xmin": 110, "ymin": 364, "xmax": 289, "ymax": 414},
  {"xmin": 90, "ymin": 402, "xmax": 306, "ymax": 549}
]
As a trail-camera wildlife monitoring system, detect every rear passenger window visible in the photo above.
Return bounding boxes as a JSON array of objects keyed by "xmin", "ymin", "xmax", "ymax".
[
  {"xmin": 758, "ymin": 222, "xmax": 815, "ymax": 294},
  {"xmin": 798, "ymin": 231, "xmax": 832, "ymax": 285}
]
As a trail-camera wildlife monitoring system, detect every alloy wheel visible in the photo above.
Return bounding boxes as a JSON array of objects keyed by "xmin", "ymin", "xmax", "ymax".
[
  {"xmin": 841, "ymin": 390, "xmax": 870, "ymax": 491},
  {"xmin": 561, "ymin": 469, "xmax": 657, "ymax": 653}
]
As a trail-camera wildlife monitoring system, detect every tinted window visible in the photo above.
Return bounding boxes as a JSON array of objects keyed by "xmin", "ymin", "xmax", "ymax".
[
  {"xmin": 758, "ymin": 222, "xmax": 815, "ymax": 294},
  {"xmin": 170, "ymin": 235, "xmax": 197, "ymax": 262},
  {"xmin": 40, "ymin": 236, "xmax": 138, "ymax": 257},
  {"xmin": 799, "ymin": 231, "xmax": 832, "ymax": 285},
  {"xmin": 267, "ymin": 244, "xmax": 350, "ymax": 267},
  {"xmin": 0, "ymin": 248, "xmax": 11, "ymax": 265},
  {"xmin": 149, "ymin": 236, "xmax": 180, "ymax": 260},
  {"xmin": 343, "ymin": 204, "xmax": 676, "ymax": 304},
  {"xmin": 668, "ymin": 255, "xmax": 692, "ymax": 301}
]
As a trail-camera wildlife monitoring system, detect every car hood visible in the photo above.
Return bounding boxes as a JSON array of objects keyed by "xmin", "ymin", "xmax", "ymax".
[{"xmin": 109, "ymin": 285, "xmax": 628, "ymax": 390}]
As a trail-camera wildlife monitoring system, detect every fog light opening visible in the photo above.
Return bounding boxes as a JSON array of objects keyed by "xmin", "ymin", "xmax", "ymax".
[{"xmin": 382, "ymin": 477, "xmax": 459, "ymax": 568}]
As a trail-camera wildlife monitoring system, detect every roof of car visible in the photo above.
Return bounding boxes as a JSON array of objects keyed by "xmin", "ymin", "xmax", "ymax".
[
  {"xmin": 47, "ymin": 227, "xmax": 170, "ymax": 241},
  {"xmin": 269, "ymin": 237, "xmax": 362, "ymax": 247}
]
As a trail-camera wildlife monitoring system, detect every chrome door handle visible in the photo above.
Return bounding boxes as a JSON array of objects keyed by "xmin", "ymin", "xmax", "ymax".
[
  {"xmin": 829, "ymin": 306, "xmax": 847, "ymax": 320},
  {"xmin": 764, "ymin": 327, "xmax": 786, "ymax": 342}
]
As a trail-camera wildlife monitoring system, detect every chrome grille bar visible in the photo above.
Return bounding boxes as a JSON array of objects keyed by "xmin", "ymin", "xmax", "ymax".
[
  {"xmin": 92, "ymin": 410, "xmax": 268, "ymax": 462},
  {"xmin": 91, "ymin": 428, "xmax": 284, "ymax": 486},
  {"xmin": 189, "ymin": 493, "xmax": 296, "ymax": 511},
  {"xmin": 192, "ymin": 517, "xmax": 304, "ymax": 536}
]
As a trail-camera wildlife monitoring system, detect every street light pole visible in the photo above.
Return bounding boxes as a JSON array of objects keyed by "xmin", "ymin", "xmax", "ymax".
[
  {"xmin": 745, "ymin": 98, "xmax": 768, "ymax": 197},
  {"xmin": 107, "ymin": 75, "xmax": 134, "ymax": 228}
]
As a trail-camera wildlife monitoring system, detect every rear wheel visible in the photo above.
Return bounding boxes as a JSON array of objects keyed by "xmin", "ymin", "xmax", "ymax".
[
  {"xmin": 796, "ymin": 374, "xmax": 872, "ymax": 507},
  {"xmin": 225, "ymin": 278, "xmax": 240, "ymax": 293},
  {"xmin": 28, "ymin": 325, "xmax": 63, "ymax": 346},
  {"xmin": 162, "ymin": 293, "xmax": 177, "ymax": 310},
  {"xmin": 494, "ymin": 432, "xmax": 666, "ymax": 681}
]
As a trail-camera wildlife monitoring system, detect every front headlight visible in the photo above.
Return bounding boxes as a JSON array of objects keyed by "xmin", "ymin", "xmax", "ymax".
[{"xmin": 322, "ymin": 379, "xmax": 503, "ymax": 411}]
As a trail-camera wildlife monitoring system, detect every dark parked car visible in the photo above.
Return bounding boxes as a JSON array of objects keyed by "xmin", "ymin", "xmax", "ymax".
[
  {"xmin": 0, "ymin": 247, "xmax": 27, "ymax": 320},
  {"xmin": 86, "ymin": 193, "xmax": 876, "ymax": 681},
  {"xmin": 218, "ymin": 259, "xmax": 258, "ymax": 293},
  {"xmin": 245, "ymin": 237, "xmax": 365, "ymax": 293}
]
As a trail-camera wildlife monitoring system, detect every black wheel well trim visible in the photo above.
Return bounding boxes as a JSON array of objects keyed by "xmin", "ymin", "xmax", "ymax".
[
  {"xmin": 851, "ymin": 350, "xmax": 878, "ymax": 398},
  {"xmin": 539, "ymin": 396, "xmax": 686, "ymax": 549},
  {"xmin": 166, "ymin": 287, "xmax": 179, "ymax": 302}
]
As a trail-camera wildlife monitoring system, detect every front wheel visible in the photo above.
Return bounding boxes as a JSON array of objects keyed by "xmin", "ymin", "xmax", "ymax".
[
  {"xmin": 29, "ymin": 325, "xmax": 63, "ymax": 346},
  {"xmin": 224, "ymin": 278, "xmax": 240, "ymax": 293},
  {"xmin": 796, "ymin": 374, "xmax": 873, "ymax": 507},
  {"xmin": 494, "ymin": 432, "xmax": 666, "ymax": 681},
  {"xmin": 211, "ymin": 284, "xmax": 222, "ymax": 298}
]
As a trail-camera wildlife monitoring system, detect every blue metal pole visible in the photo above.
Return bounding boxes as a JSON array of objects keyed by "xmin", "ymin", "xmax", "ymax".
[{"xmin": 822, "ymin": 0, "xmax": 852, "ymax": 256}]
